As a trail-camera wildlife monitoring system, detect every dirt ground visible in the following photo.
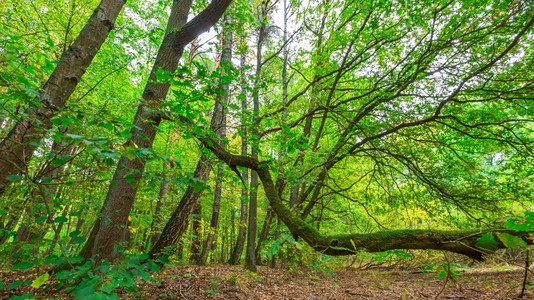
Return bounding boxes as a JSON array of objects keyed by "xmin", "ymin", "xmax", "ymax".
[
  {"xmin": 1, "ymin": 265, "xmax": 531, "ymax": 299},
  {"xmin": 137, "ymin": 265, "xmax": 530, "ymax": 300}
]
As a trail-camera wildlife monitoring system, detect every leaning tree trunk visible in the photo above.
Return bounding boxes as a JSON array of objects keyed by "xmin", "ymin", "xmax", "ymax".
[
  {"xmin": 0, "ymin": 0, "xmax": 126, "ymax": 196},
  {"xmin": 192, "ymin": 118, "xmax": 534, "ymax": 261},
  {"xmin": 79, "ymin": 0, "xmax": 233, "ymax": 262},
  {"xmin": 149, "ymin": 75, "xmax": 228, "ymax": 260}
]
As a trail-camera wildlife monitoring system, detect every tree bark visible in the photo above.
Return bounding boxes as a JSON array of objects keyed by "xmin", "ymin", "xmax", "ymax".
[
  {"xmin": 0, "ymin": 0, "xmax": 126, "ymax": 196},
  {"xmin": 80, "ymin": 0, "xmax": 233, "ymax": 262}
]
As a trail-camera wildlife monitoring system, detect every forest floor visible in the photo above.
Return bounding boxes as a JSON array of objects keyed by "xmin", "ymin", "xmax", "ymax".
[
  {"xmin": 1, "ymin": 264, "xmax": 531, "ymax": 299},
  {"xmin": 138, "ymin": 265, "xmax": 530, "ymax": 300}
]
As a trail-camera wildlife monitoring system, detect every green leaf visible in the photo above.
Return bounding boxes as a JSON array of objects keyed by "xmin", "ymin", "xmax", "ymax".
[
  {"xmin": 8, "ymin": 279, "xmax": 29, "ymax": 290},
  {"xmin": 73, "ymin": 277, "xmax": 102, "ymax": 299},
  {"xmin": 145, "ymin": 261, "xmax": 161, "ymax": 272},
  {"xmin": 54, "ymin": 216, "xmax": 69, "ymax": 223},
  {"xmin": 6, "ymin": 174, "xmax": 23, "ymax": 182},
  {"xmin": 31, "ymin": 272, "xmax": 50, "ymax": 289},
  {"xmin": 65, "ymin": 133, "xmax": 84, "ymax": 141},
  {"xmin": 475, "ymin": 233, "xmax": 498, "ymax": 251},
  {"xmin": 495, "ymin": 232, "xmax": 527, "ymax": 250},
  {"xmin": 100, "ymin": 281, "xmax": 114, "ymax": 294},
  {"xmin": 71, "ymin": 236, "xmax": 87, "ymax": 244},
  {"xmin": 35, "ymin": 216, "xmax": 47, "ymax": 223},
  {"xmin": 68, "ymin": 256, "xmax": 85, "ymax": 265},
  {"xmin": 13, "ymin": 262, "xmax": 35, "ymax": 270},
  {"xmin": 73, "ymin": 284, "xmax": 96, "ymax": 299},
  {"xmin": 138, "ymin": 269, "xmax": 152, "ymax": 281},
  {"xmin": 55, "ymin": 270, "xmax": 72, "ymax": 280},
  {"xmin": 51, "ymin": 155, "xmax": 72, "ymax": 166},
  {"xmin": 69, "ymin": 230, "xmax": 82, "ymax": 237}
]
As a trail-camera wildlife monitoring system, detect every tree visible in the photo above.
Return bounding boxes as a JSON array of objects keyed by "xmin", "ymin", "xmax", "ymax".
[
  {"xmin": 81, "ymin": 0, "xmax": 233, "ymax": 261},
  {"xmin": 185, "ymin": 0, "xmax": 534, "ymax": 259},
  {"xmin": 1, "ymin": 0, "xmax": 532, "ymax": 272},
  {"xmin": 197, "ymin": 15, "xmax": 232, "ymax": 265},
  {"xmin": 229, "ymin": 41, "xmax": 250, "ymax": 265},
  {"xmin": 0, "ymin": 0, "xmax": 126, "ymax": 196}
]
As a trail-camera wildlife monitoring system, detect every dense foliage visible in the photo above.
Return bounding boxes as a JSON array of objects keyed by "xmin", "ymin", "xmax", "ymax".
[{"xmin": 0, "ymin": 0, "xmax": 533, "ymax": 297}]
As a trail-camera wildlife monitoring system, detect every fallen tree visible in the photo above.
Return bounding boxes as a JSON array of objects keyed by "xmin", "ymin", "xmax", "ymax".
[
  {"xmin": 176, "ymin": 10, "xmax": 534, "ymax": 261},
  {"xmin": 186, "ymin": 118, "xmax": 532, "ymax": 260}
]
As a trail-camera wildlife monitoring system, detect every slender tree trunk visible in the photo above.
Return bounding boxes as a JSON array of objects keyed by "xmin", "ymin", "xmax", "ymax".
[
  {"xmin": 197, "ymin": 14, "xmax": 232, "ymax": 266},
  {"xmin": 47, "ymin": 204, "xmax": 70, "ymax": 255},
  {"xmin": 67, "ymin": 211, "xmax": 86, "ymax": 252},
  {"xmin": 255, "ymin": 207, "xmax": 273, "ymax": 265},
  {"xmin": 0, "ymin": 0, "xmax": 126, "ymax": 196},
  {"xmin": 197, "ymin": 166, "xmax": 223, "ymax": 265},
  {"xmin": 246, "ymin": 5, "xmax": 267, "ymax": 271},
  {"xmin": 229, "ymin": 49, "xmax": 249, "ymax": 265},
  {"xmin": 190, "ymin": 201, "xmax": 203, "ymax": 262},
  {"xmin": 270, "ymin": 217, "xmax": 281, "ymax": 268},
  {"xmin": 246, "ymin": 172, "xmax": 258, "ymax": 271},
  {"xmin": 149, "ymin": 131, "xmax": 179, "ymax": 250},
  {"xmin": 149, "ymin": 165, "xmax": 171, "ymax": 247},
  {"xmin": 80, "ymin": 0, "xmax": 232, "ymax": 262}
]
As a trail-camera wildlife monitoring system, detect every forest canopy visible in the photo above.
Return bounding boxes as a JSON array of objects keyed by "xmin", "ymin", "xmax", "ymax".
[{"xmin": 1, "ymin": 0, "xmax": 533, "ymax": 279}]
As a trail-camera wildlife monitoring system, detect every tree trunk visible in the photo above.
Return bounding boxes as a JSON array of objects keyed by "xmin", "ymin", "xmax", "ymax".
[
  {"xmin": 149, "ymin": 164, "xmax": 171, "ymax": 248},
  {"xmin": 195, "ymin": 122, "xmax": 534, "ymax": 261},
  {"xmin": 189, "ymin": 200, "xmax": 203, "ymax": 262},
  {"xmin": 197, "ymin": 166, "xmax": 223, "ymax": 265},
  {"xmin": 245, "ymin": 1, "xmax": 269, "ymax": 272},
  {"xmin": 150, "ymin": 131, "xmax": 179, "ymax": 250},
  {"xmin": 148, "ymin": 4, "xmax": 234, "ymax": 260},
  {"xmin": 255, "ymin": 207, "xmax": 273, "ymax": 265},
  {"xmin": 47, "ymin": 204, "xmax": 70, "ymax": 255},
  {"xmin": 197, "ymin": 14, "xmax": 231, "ymax": 266},
  {"xmin": 229, "ymin": 48, "xmax": 249, "ymax": 266},
  {"xmin": 80, "ymin": 0, "xmax": 232, "ymax": 262},
  {"xmin": 0, "ymin": 0, "xmax": 126, "ymax": 196}
]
